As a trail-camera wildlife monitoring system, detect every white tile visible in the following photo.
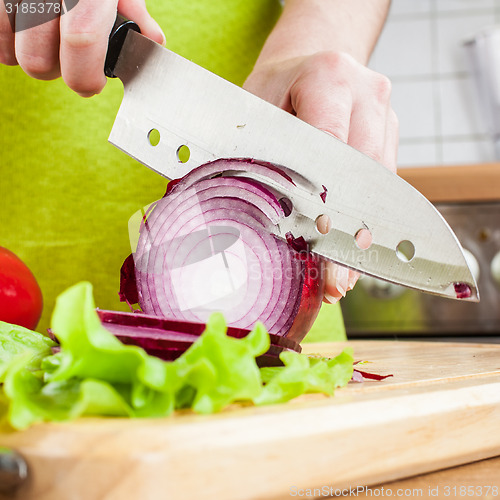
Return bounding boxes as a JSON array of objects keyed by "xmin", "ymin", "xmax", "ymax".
[
  {"xmin": 389, "ymin": 0, "xmax": 432, "ymax": 16},
  {"xmin": 442, "ymin": 138, "xmax": 496, "ymax": 163},
  {"xmin": 436, "ymin": 0, "xmax": 496, "ymax": 13},
  {"xmin": 439, "ymin": 76, "xmax": 489, "ymax": 136},
  {"xmin": 397, "ymin": 142, "xmax": 439, "ymax": 167},
  {"xmin": 391, "ymin": 80, "xmax": 437, "ymax": 140},
  {"xmin": 369, "ymin": 1, "xmax": 500, "ymax": 166},
  {"xmin": 437, "ymin": 13, "xmax": 495, "ymax": 73},
  {"xmin": 371, "ymin": 18, "xmax": 433, "ymax": 77}
]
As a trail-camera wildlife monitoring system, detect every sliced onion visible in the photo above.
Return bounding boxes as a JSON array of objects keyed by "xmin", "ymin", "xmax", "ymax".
[
  {"xmin": 120, "ymin": 158, "xmax": 325, "ymax": 345},
  {"xmin": 165, "ymin": 158, "xmax": 295, "ymax": 196},
  {"xmin": 97, "ymin": 309, "xmax": 301, "ymax": 367}
]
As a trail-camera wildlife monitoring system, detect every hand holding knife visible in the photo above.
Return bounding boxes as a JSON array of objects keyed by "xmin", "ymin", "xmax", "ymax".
[{"xmin": 105, "ymin": 16, "xmax": 478, "ymax": 302}]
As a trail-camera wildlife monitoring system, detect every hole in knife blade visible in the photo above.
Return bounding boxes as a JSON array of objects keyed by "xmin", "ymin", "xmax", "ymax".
[
  {"xmin": 315, "ymin": 214, "xmax": 332, "ymax": 235},
  {"xmin": 148, "ymin": 129, "xmax": 160, "ymax": 147},
  {"xmin": 177, "ymin": 145, "xmax": 190, "ymax": 163},
  {"xmin": 396, "ymin": 240, "xmax": 415, "ymax": 262},
  {"xmin": 355, "ymin": 228, "xmax": 373, "ymax": 249}
]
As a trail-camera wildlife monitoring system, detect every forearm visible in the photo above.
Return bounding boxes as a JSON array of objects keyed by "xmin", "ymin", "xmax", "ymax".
[{"xmin": 255, "ymin": 0, "xmax": 391, "ymax": 66}]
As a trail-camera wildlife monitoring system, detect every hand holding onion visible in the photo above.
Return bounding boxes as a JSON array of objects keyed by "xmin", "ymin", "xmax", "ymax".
[{"xmin": 244, "ymin": 0, "xmax": 398, "ymax": 303}]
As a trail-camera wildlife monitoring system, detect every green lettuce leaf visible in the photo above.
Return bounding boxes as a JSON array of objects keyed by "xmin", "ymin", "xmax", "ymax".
[
  {"xmin": 0, "ymin": 282, "xmax": 353, "ymax": 430},
  {"xmin": 174, "ymin": 313, "xmax": 269, "ymax": 413},
  {"xmin": 255, "ymin": 349, "xmax": 354, "ymax": 405},
  {"xmin": 0, "ymin": 321, "xmax": 55, "ymax": 383}
]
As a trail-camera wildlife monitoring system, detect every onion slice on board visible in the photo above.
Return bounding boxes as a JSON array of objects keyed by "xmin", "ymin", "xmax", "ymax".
[{"xmin": 97, "ymin": 309, "xmax": 301, "ymax": 367}]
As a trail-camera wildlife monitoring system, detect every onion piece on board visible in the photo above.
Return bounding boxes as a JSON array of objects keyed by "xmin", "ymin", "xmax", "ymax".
[{"xmin": 97, "ymin": 309, "xmax": 301, "ymax": 367}]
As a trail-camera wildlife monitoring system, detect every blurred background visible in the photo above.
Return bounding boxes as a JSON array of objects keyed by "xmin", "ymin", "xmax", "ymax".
[{"xmin": 370, "ymin": 0, "xmax": 500, "ymax": 166}]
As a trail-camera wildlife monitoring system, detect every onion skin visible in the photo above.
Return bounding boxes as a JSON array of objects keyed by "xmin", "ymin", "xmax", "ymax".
[
  {"xmin": 119, "ymin": 254, "xmax": 139, "ymax": 307},
  {"xmin": 120, "ymin": 158, "xmax": 325, "ymax": 345},
  {"xmin": 285, "ymin": 253, "xmax": 325, "ymax": 343}
]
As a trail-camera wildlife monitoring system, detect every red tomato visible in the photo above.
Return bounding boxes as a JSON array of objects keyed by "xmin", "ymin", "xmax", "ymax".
[{"xmin": 0, "ymin": 247, "xmax": 43, "ymax": 330}]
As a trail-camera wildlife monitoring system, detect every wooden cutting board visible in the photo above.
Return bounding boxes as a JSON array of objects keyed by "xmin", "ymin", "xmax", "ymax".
[{"xmin": 1, "ymin": 340, "xmax": 500, "ymax": 500}]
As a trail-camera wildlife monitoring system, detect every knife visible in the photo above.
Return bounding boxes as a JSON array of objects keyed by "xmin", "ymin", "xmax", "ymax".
[{"xmin": 105, "ymin": 17, "xmax": 479, "ymax": 302}]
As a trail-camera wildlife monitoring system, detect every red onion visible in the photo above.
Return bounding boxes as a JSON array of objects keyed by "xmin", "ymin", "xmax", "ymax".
[
  {"xmin": 120, "ymin": 158, "xmax": 325, "ymax": 346},
  {"xmin": 97, "ymin": 309, "xmax": 301, "ymax": 367},
  {"xmin": 454, "ymin": 282, "xmax": 472, "ymax": 299}
]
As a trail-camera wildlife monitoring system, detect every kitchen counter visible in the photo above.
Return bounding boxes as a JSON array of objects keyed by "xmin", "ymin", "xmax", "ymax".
[
  {"xmin": 399, "ymin": 162, "xmax": 500, "ymax": 203},
  {"xmin": 1, "ymin": 340, "xmax": 500, "ymax": 500}
]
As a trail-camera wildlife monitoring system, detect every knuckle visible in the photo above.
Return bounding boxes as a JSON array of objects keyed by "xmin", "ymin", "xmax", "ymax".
[
  {"xmin": 373, "ymin": 73, "xmax": 392, "ymax": 103},
  {"xmin": 371, "ymin": 149, "xmax": 385, "ymax": 164},
  {"xmin": 305, "ymin": 51, "xmax": 359, "ymax": 95},
  {"xmin": 322, "ymin": 123, "xmax": 349, "ymax": 143},
  {"xmin": 388, "ymin": 108, "xmax": 400, "ymax": 132},
  {"xmin": 314, "ymin": 50, "xmax": 353, "ymax": 72},
  {"xmin": 296, "ymin": 51, "xmax": 359, "ymax": 94},
  {"xmin": 61, "ymin": 11, "xmax": 106, "ymax": 51},
  {"xmin": 316, "ymin": 51, "xmax": 343, "ymax": 69},
  {"xmin": 61, "ymin": 30, "xmax": 99, "ymax": 51}
]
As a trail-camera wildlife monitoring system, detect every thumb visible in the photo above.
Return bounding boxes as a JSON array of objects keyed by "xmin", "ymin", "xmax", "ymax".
[{"xmin": 118, "ymin": 0, "xmax": 166, "ymax": 46}]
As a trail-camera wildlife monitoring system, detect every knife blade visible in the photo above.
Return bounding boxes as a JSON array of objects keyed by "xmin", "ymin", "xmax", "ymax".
[{"xmin": 106, "ymin": 19, "xmax": 478, "ymax": 302}]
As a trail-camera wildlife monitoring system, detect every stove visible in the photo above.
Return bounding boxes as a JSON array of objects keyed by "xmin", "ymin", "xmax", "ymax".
[{"xmin": 341, "ymin": 201, "xmax": 500, "ymax": 339}]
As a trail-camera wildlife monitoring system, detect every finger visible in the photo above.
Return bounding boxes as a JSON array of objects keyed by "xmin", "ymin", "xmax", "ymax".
[
  {"xmin": 0, "ymin": 0, "xmax": 18, "ymax": 65},
  {"xmin": 59, "ymin": 0, "xmax": 118, "ymax": 97},
  {"xmin": 347, "ymin": 73, "xmax": 393, "ymax": 166},
  {"xmin": 346, "ymin": 269, "xmax": 360, "ymax": 292},
  {"xmin": 118, "ymin": 0, "xmax": 165, "ymax": 46},
  {"xmin": 290, "ymin": 53, "xmax": 353, "ymax": 143},
  {"xmin": 323, "ymin": 261, "xmax": 350, "ymax": 304},
  {"xmin": 323, "ymin": 266, "xmax": 359, "ymax": 303},
  {"xmin": 382, "ymin": 108, "xmax": 399, "ymax": 173},
  {"xmin": 15, "ymin": 3, "xmax": 61, "ymax": 80}
]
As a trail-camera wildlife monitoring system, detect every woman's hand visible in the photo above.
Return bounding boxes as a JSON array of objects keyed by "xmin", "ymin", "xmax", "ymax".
[
  {"xmin": 0, "ymin": 0, "xmax": 165, "ymax": 97},
  {"xmin": 244, "ymin": 0, "xmax": 397, "ymax": 304},
  {"xmin": 244, "ymin": 50, "xmax": 399, "ymax": 303}
]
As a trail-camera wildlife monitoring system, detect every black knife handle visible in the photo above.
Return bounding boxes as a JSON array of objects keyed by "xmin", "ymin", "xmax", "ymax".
[
  {"xmin": 0, "ymin": 447, "xmax": 29, "ymax": 497},
  {"xmin": 105, "ymin": 15, "xmax": 141, "ymax": 78}
]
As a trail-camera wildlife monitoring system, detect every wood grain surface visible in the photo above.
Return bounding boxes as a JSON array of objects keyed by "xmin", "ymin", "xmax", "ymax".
[
  {"xmin": 341, "ymin": 456, "xmax": 500, "ymax": 499},
  {"xmin": 399, "ymin": 163, "xmax": 500, "ymax": 203},
  {"xmin": 1, "ymin": 340, "xmax": 500, "ymax": 500}
]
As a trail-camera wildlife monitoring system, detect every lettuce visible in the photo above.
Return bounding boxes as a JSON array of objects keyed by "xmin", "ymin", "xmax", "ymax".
[
  {"xmin": 0, "ymin": 282, "xmax": 353, "ymax": 430},
  {"xmin": 0, "ymin": 321, "xmax": 55, "ymax": 383},
  {"xmin": 173, "ymin": 314, "xmax": 269, "ymax": 413},
  {"xmin": 256, "ymin": 350, "xmax": 353, "ymax": 405}
]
